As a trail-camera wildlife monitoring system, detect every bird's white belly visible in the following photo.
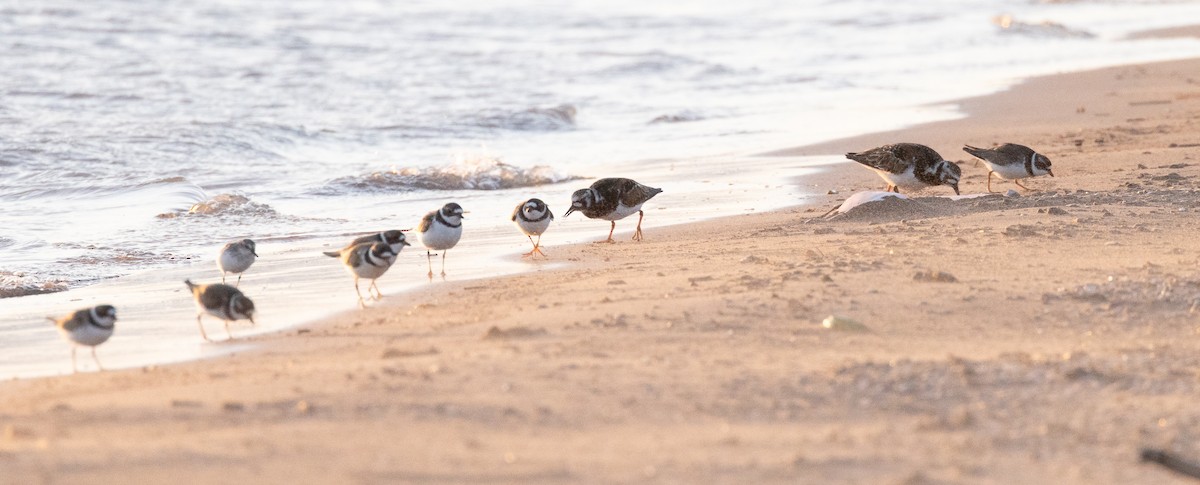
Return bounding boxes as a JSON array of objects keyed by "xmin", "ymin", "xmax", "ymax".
[
  {"xmin": 420, "ymin": 224, "xmax": 462, "ymax": 250},
  {"xmin": 219, "ymin": 250, "xmax": 253, "ymax": 273},
  {"xmin": 872, "ymin": 166, "xmax": 924, "ymax": 190},
  {"xmin": 517, "ymin": 217, "xmax": 551, "ymax": 236},
  {"xmin": 600, "ymin": 203, "xmax": 644, "ymax": 221},
  {"xmin": 986, "ymin": 161, "xmax": 1031, "ymax": 180},
  {"xmin": 60, "ymin": 325, "xmax": 113, "ymax": 347},
  {"xmin": 348, "ymin": 259, "xmax": 393, "ymax": 279}
]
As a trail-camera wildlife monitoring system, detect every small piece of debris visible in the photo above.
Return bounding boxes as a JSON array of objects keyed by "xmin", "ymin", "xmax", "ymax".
[
  {"xmin": 822, "ymin": 315, "xmax": 869, "ymax": 332},
  {"xmin": 381, "ymin": 347, "xmax": 439, "ymax": 359},
  {"xmin": 608, "ymin": 279, "xmax": 626, "ymax": 285},
  {"xmin": 1004, "ymin": 225, "xmax": 1040, "ymax": 237},
  {"xmin": 1004, "ymin": 189, "xmax": 1020, "ymax": 197},
  {"xmin": 3, "ymin": 424, "xmax": 36, "ymax": 441},
  {"xmin": 482, "ymin": 326, "xmax": 548, "ymax": 340},
  {"xmin": 913, "ymin": 270, "xmax": 958, "ymax": 283},
  {"xmin": 222, "ymin": 402, "xmax": 245, "ymax": 412},
  {"xmin": 1047, "ymin": 207, "xmax": 1070, "ymax": 216},
  {"xmin": 741, "ymin": 255, "xmax": 768, "ymax": 264},
  {"xmin": 170, "ymin": 399, "xmax": 202, "ymax": 409}
]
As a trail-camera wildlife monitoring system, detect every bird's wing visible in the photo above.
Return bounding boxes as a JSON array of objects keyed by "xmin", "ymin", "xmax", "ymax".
[
  {"xmin": 847, "ymin": 147, "xmax": 909, "ymax": 174},
  {"xmin": 616, "ymin": 179, "xmax": 662, "ymax": 206},
  {"xmin": 418, "ymin": 212, "xmax": 435, "ymax": 233}
]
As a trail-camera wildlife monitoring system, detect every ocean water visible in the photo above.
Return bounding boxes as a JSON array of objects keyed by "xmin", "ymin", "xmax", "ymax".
[{"xmin": 3, "ymin": 0, "xmax": 1200, "ymax": 378}]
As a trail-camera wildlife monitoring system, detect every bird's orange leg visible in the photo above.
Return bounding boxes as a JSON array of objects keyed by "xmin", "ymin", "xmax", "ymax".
[
  {"xmin": 533, "ymin": 235, "xmax": 547, "ymax": 257},
  {"xmin": 523, "ymin": 236, "xmax": 536, "ymax": 257},
  {"xmin": 598, "ymin": 221, "xmax": 616, "ymax": 243}
]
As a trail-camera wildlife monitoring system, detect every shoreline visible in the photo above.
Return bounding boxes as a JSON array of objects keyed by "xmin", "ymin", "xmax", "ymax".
[
  {"xmin": 3, "ymin": 53, "xmax": 1200, "ymax": 482},
  {"xmin": 0, "ymin": 152, "xmax": 811, "ymax": 380},
  {"xmin": 5, "ymin": 25, "xmax": 1200, "ymax": 379}
]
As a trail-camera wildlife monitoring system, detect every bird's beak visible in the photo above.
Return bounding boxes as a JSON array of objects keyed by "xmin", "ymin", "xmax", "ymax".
[
  {"xmin": 252, "ymin": 249, "xmax": 259, "ymax": 257},
  {"xmin": 248, "ymin": 316, "xmax": 256, "ymax": 325},
  {"xmin": 952, "ymin": 185, "xmax": 961, "ymax": 196},
  {"xmin": 564, "ymin": 207, "xmax": 576, "ymax": 217},
  {"xmin": 1048, "ymin": 170, "xmax": 1055, "ymax": 177},
  {"xmin": 402, "ymin": 240, "xmax": 412, "ymax": 246}
]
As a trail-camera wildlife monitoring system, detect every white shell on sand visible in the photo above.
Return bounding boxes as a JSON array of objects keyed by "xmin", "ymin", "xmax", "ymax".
[
  {"xmin": 821, "ymin": 315, "xmax": 870, "ymax": 332},
  {"xmin": 834, "ymin": 191, "xmax": 909, "ymax": 214}
]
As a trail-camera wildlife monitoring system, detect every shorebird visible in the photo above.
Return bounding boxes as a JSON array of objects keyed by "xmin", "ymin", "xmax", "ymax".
[
  {"xmin": 564, "ymin": 177, "xmax": 662, "ymax": 243},
  {"xmin": 963, "ymin": 143, "xmax": 1054, "ymax": 192},
  {"xmin": 338, "ymin": 241, "xmax": 400, "ymax": 308},
  {"xmin": 184, "ymin": 279, "xmax": 255, "ymax": 342},
  {"xmin": 418, "ymin": 203, "xmax": 464, "ymax": 280},
  {"xmin": 217, "ymin": 239, "xmax": 257, "ymax": 287},
  {"xmin": 323, "ymin": 230, "xmax": 410, "ymax": 257},
  {"xmin": 512, "ymin": 198, "xmax": 554, "ymax": 257},
  {"xmin": 48, "ymin": 305, "xmax": 116, "ymax": 373},
  {"xmin": 846, "ymin": 143, "xmax": 961, "ymax": 195}
]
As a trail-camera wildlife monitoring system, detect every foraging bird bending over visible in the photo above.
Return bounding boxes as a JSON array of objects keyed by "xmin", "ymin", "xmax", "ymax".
[
  {"xmin": 564, "ymin": 177, "xmax": 662, "ymax": 243},
  {"xmin": 323, "ymin": 230, "xmax": 410, "ymax": 258},
  {"xmin": 48, "ymin": 305, "xmax": 116, "ymax": 373},
  {"xmin": 962, "ymin": 143, "xmax": 1054, "ymax": 192},
  {"xmin": 338, "ymin": 241, "xmax": 400, "ymax": 308},
  {"xmin": 184, "ymin": 279, "xmax": 255, "ymax": 342},
  {"xmin": 418, "ymin": 203, "xmax": 464, "ymax": 280},
  {"xmin": 512, "ymin": 198, "xmax": 554, "ymax": 257},
  {"xmin": 217, "ymin": 239, "xmax": 257, "ymax": 287},
  {"xmin": 845, "ymin": 143, "xmax": 961, "ymax": 195}
]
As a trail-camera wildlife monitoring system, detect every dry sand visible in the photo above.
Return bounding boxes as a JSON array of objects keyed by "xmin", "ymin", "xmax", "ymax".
[{"xmin": 4, "ymin": 56, "xmax": 1200, "ymax": 484}]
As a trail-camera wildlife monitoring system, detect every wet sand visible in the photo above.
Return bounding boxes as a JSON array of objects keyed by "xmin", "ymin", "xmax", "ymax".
[
  {"xmin": 4, "ymin": 55, "xmax": 1200, "ymax": 483},
  {"xmin": 0, "ymin": 154, "xmax": 809, "ymax": 380}
]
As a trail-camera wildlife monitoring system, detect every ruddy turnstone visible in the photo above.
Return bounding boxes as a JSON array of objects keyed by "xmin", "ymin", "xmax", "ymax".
[
  {"xmin": 845, "ymin": 143, "xmax": 961, "ymax": 195},
  {"xmin": 217, "ymin": 239, "xmax": 257, "ymax": 287},
  {"xmin": 564, "ymin": 177, "xmax": 662, "ymax": 243},
  {"xmin": 418, "ymin": 203, "xmax": 464, "ymax": 279},
  {"xmin": 323, "ymin": 230, "xmax": 410, "ymax": 258},
  {"xmin": 512, "ymin": 198, "xmax": 553, "ymax": 257},
  {"xmin": 963, "ymin": 143, "xmax": 1054, "ymax": 192},
  {"xmin": 339, "ymin": 241, "xmax": 399, "ymax": 308},
  {"xmin": 48, "ymin": 305, "xmax": 116, "ymax": 373},
  {"xmin": 184, "ymin": 279, "xmax": 255, "ymax": 342}
]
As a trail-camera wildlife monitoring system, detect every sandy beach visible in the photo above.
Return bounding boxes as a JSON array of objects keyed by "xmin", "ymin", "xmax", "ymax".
[{"xmin": 4, "ymin": 49, "xmax": 1200, "ymax": 485}]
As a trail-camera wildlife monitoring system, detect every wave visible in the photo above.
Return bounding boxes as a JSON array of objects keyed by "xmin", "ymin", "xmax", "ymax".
[
  {"xmin": 992, "ymin": 15, "xmax": 1095, "ymax": 38},
  {"xmin": 649, "ymin": 111, "xmax": 705, "ymax": 124},
  {"xmin": 0, "ymin": 271, "xmax": 66, "ymax": 299},
  {"xmin": 593, "ymin": 50, "xmax": 735, "ymax": 79},
  {"xmin": 471, "ymin": 104, "xmax": 577, "ymax": 131},
  {"xmin": 321, "ymin": 157, "xmax": 582, "ymax": 194},
  {"xmin": 157, "ymin": 193, "xmax": 279, "ymax": 218}
]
